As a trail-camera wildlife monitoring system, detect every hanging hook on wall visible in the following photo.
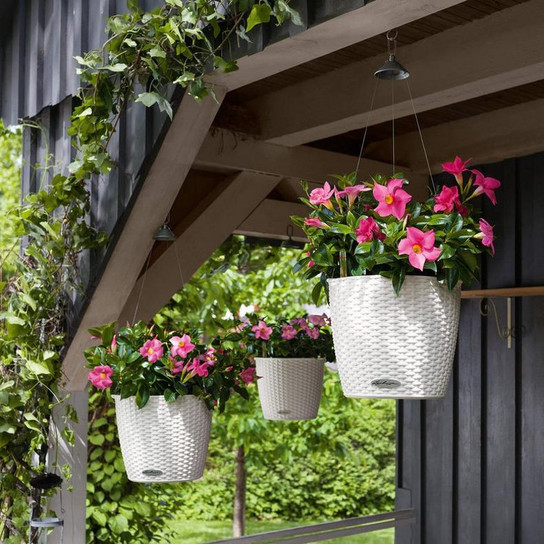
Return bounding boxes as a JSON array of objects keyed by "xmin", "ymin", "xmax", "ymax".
[{"xmin": 478, "ymin": 297, "xmax": 514, "ymax": 349}]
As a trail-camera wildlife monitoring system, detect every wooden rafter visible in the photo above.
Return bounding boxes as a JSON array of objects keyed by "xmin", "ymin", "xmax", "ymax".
[
  {"xmin": 62, "ymin": 89, "xmax": 227, "ymax": 390},
  {"xmin": 244, "ymin": 0, "xmax": 544, "ymax": 147}
]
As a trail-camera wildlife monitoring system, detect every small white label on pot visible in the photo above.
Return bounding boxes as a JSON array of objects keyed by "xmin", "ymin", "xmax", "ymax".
[
  {"xmin": 142, "ymin": 469, "xmax": 163, "ymax": 477},
  {"xmin": 371, "ymin": 379, "xmax": 401, "ymax": 389}
]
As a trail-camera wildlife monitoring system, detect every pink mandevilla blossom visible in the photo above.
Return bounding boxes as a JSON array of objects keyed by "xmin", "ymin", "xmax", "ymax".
[
  {"xmin": 139, "ymin": 337, "xmax": 163, "ymax": 363},
  {"xmin": 398, "ymin": 227, "xmax": 441, "ymax": 271},
  {"xmin": 186, "ymin": 358, "xmax": 213, "ymax": 377},
  {"xmin": 252, "ymin": 320, "xmax": 273, "ymax": 340},
  {"xmin": 434, "ymin": 185, "xmax": 461, "ymax": 213},
  {"xmin": 472, "ymin": 170, "xmax": 501, "ymax": 205},
  {"xmin": 306, "ymin": 327, "xmax": 320, "ymax": 339},
  {"xmin": 170, "ymin": 334, "xmax": 195, "ymax": 358},
  {"xmin": 171, "ymin": 358, "xmax": 185, "ymax": 374},
  {"xmin": 373, "ymin": 178, "xmax": 412, "ymax": 220},
  {"xmin": 292, "ymin": 317, "xmax": 309, "ymax": 331},
  {"xmin": 309, "ymin": 182, "xmax": 335, "ymax": 207},
  {"xmin": 240, "ymin": 367, "xmax": 256, "ymax": 385},
  {"xmin": 336, "ymin": 185, "xmax": 370, "ymax": 207},
  {"xmin": 306, "ymin": 251, "xmax": 314, "ymax": 268},
  {"xmin": 304, "ymin": 217, "xmax": 328, "ymax": 229},
  {"xmin": 441, "ymin": 156, "xmax": 471, "ymax": 180},
  {"xmin": 355, "ymin": 217, "xmax": 384, "ymax": 244},
  {"xmin": 88, "ymin": 365, "xmax": 113, "ymax": 390},
  {"xmin": 478, "ymin": 219, "xmax": 495, "ymax": 255},
  {"xmin": 281, "ymin": 324, "xmax": 297, "ymax": 340},
  {"xmin": 202, "ymin": 347, "xmax": 217, "ymax": 363},
  {"xmin": 308, "ymin": 314, "xmax": 327, "ymax": 327}
]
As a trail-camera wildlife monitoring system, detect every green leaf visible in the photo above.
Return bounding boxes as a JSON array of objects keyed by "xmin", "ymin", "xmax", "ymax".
[
  {"xmin": 26, "ymin": 360, "xmax": 51, "ymax": 376},
  {"xmin": 311, "ymin": 281, "xmax": 323, "ymax": 305},
  {"xmin": 246, "ymin": 4, "xmax": 272, "ymax": 32},
  {"xmin": 135, "ymin": 92, "xmax": 173, "ymax": 119},
  {"xmin": 392, "ymin": 267, "xmax": 406, "ymax": 295},
  {"xmin": 92, "ymin": 509, "xmax": 108, "ymax": 527},
  {"xmin": 164, "ymin": 388, "xmax": 176, "ymax": 403}
]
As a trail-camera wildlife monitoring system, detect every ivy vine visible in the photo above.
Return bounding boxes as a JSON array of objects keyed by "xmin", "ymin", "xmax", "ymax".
[{"xmin": 0, "ymin": 1, "xmax": 299, "ymax": 541}]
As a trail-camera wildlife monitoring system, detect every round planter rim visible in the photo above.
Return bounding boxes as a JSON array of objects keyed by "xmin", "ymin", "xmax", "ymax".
[
  {"xmin": 328, "ymin": 275, "xmax": 444, "ymax": 286},
  {"xmin": 254, "ymin": 357, "xmax": 325, "ymax": 362}
]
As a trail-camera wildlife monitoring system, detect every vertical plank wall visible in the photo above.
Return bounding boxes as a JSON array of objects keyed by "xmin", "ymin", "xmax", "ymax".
[{"xmin": 396, "ymin": 153, "xmax": 544, "ymax": 544}]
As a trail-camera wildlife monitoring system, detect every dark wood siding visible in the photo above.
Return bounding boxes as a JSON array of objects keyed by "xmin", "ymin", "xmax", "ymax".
[{"xmin": 396, "ymin": 152, "xmax": 544, "ymax": 544}]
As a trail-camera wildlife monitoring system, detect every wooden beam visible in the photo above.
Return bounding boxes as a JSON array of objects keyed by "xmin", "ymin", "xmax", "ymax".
[
  {"xmin": 234, "ymin": 199, "xmax": 308, "ymax": 242},
  {"xmin": 247, "ymin": 0, "xmax": 544, "ymax": 147},
  {"xmin": 207, "ymin": 0, "xmax": 466, "ymax": 91},
  {"xmin": 118, "ymin": 171, "xmax": 282, "ymax": 325},
  {"xmin": 62, "ymin": 88, "xmax": 227, "ymax": 391},
  {"xmin": 371, "ymin": 99, "xmax": 544, "ymax": 174},
  {"xmin": 195, "ymin": 129, "xmax": 429, "ymax": 200},
  {"xmin": 462, "ymin": 286, "xmax": 544, "ymax": 299}
]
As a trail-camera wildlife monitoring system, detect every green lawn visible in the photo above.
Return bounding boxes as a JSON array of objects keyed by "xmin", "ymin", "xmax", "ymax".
[{"xmin": 167, "ymin": 520, "xmax": 394, "ymax": 544}]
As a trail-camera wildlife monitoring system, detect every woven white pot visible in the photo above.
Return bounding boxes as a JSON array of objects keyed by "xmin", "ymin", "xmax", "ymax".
[
  {"xmin": 255, "ymin": 358, "xmax": 325, "ymax": 420},
  {"xmin": 113, "ymin": 394, "xmax": 211, "ymax": 483},
  {"xmin": 328, "ymin": 275, "xmax": 461, "ymax": 399}
]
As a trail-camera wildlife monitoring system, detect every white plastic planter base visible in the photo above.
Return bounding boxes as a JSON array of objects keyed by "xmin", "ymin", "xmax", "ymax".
[
  {"xmin": 328, "ymin": 276, "xmax": 461, "ymax": 399},
  {"xmin": 113, "ymin": 394, "xmax": 211, "ymax": 482},
  {"xmin": 255, "ymin": 357, "xmax": 325, "ymax": 420}
]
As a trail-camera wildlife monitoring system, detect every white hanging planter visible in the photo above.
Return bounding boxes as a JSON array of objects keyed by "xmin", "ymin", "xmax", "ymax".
[
  {"xmin": 328, "ymin": 275, "xmax": 461, "ymax": 399},
  {"xmin": 255, "ymin": 357, "xmax": 325, "ymax": 420},
  {"xmin": 113, "ymin": 394, "xmax": 211, "ymax": 482}
]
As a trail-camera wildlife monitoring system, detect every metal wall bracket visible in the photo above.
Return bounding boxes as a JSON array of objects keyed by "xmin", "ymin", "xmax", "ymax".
[{"xmin": 478, "ymin": 296, "xmax": 514, "ymax": 349}]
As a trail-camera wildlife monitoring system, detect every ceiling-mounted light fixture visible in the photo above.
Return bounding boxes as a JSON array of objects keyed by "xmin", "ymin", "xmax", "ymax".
[
  {"xmin": 153, "ymin": 223, "xmax": 176, "ymax": 242},
  {"xmin": 374, "ymin": 30, "xmax": 410, "ymax": 81}
]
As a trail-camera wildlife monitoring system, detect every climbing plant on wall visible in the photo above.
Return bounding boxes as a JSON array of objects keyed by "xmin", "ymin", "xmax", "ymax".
[{"xmin": 0, "ymin": 1, "xmax": 299, "ymax": 541}]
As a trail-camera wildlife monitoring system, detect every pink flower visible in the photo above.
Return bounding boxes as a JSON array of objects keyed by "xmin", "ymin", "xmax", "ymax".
[
  {"xmin": 472, "ymin": 170, "xmax": 500, "ymax": 205},
  {"xmin": 304, "ymin": 217, "xmax": 328, "ymax": 229},
  {"xmin": 202, "ymin": 347, "xmax": 217, "ymax": 363},
  {"xmin": 171, "ymin": 358, "xmax": 186, "ymax": 374},
  {"xmin": 139, "ymin": 337, "xmax": 163, "ymax": 363},
  {"xmin": 306, "ymin": 327, "xmax": 320, "ymax": 339},
  {"xmin": 442, "ymin": 156, "xmax": 471, "ymax": 181},
  {"xmin": 373, "ymin": 178, "xmax": 412, "ymax": 220},
  {"xmin": 186, "ymin": 358, "xmax": 213, "ymax": 377},
  {"xmin": 336, "ymin": 185, "xmax": 370, "ymax": 207},
  {"xmin": 240, "ymin": 367, "xmax": 256, "ymax": 385},
  {"xmin": 308, "ymin": 314, "xmax": 327, "ymax": 327},
  {"xmin": 281, "ymin": 324, "xmax": 297, "ymax": 340},
  {"xmin": 88, "ymin": 365, "xmax": 113, "ymax": 390},
  {"xmin": 309, "ymin": 182, "xmax": 335, "ymax": 208},
  {"xmin": 291, "ymin": 317, "xmax": 309, "ymax": 331},
  {"xmin": 433, "ymin": 185, "xmax": 461, "ymax": 213},
  {"xmin": 478, "ymin": 219, "xmax": 495, "ymax": 255},
  {"xmin": 355, "ymin": 216, "xmax": 384, "ymax": 243},
  {"xmin": 225, "ymin": 366, "xmax": 233, "ymax": 372},
  {"xmin": 398, "ymin": 227, "xmax": 441, "ymax": 271},
  {"xmin": 170, "ymin": 334, "xmax": 195, "ymax": 358},
  {"xmin": 233, "ymin": 318, "xmax": 250, "ymax": 333},
  {"xmin": 252, "ymin": 320, "xmax": 272, "ymax": 340},
  {"xmin": 111, "ymin": 335, "xmax": 117, "ymax": 349}
]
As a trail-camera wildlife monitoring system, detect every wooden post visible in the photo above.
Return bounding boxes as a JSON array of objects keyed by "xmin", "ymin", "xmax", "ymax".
[{"xmin": 47, "ymin": 391, "xmax": 89, "ymax": 544}]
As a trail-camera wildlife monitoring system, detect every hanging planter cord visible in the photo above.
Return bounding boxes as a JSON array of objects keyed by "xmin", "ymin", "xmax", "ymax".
[{"xmin": 355, "ymin": 30, "xmax": 436, "ymax": 192}]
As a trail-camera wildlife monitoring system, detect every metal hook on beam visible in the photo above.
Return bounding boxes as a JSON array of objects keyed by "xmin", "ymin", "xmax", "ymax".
[{"xmin": 478, "ymin": 296, "xmax": 514, "ymax": 349}]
